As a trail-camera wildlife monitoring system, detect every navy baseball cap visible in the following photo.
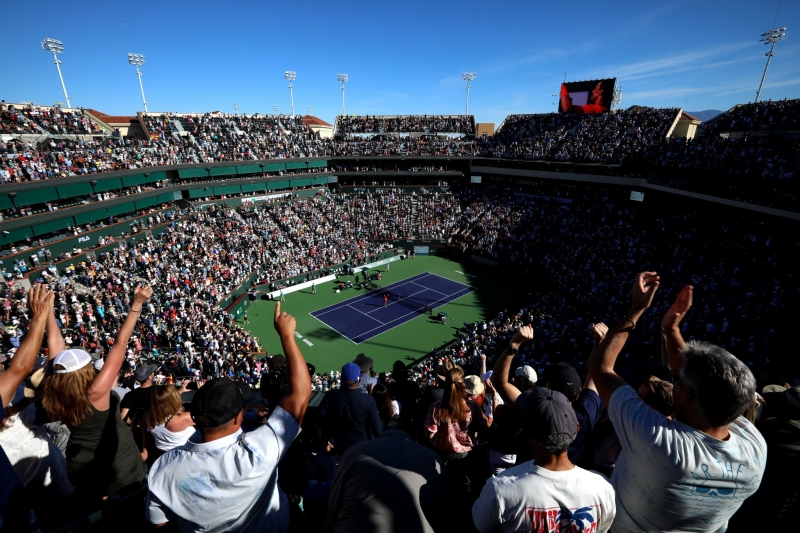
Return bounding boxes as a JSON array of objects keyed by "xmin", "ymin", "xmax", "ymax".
[{"xmin": 190, "ymin": 377, "xmax": 252, "ymax": 428}]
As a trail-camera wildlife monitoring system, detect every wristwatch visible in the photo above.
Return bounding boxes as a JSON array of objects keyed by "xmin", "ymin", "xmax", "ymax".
[{"xmin": 507, "ymin": 344, "xmax": 519, "ymax": 355}]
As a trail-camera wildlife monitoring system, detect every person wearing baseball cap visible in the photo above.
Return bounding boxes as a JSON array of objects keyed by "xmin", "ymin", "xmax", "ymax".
[
  {"xmin": 146, "ymin": 302, "xmax": 311, "ymax": 531},
  {"xmin": 319, "ymin": 361, "xmax": 383, "ymax": 466},
  {"xmin": 472, "ymin": 387, "xmax": 616, "ymax": 533},
  {"xmin": 119, "ymin": 363, "xmax": 159, "ymax": 424},
  {"xmin": 42, "ymin": 284, "xmax": 154, "ymax": 504},
  {"xmin": 492, "ymin": 322, "xmax": 606, "ymax": 465}
]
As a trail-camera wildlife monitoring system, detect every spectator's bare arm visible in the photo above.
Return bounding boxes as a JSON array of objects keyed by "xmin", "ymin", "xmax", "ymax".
[
  {"xmin": 275, "ymin": 302, "xmax": 312, "ymax": 423},
  {"xmin": 584, "ymin": 322, "xmax": 608, "ymax": 394},
  {"xmin": 662, "ymin": 286, "xmax": 693, "ymax": 374},
  {"xmin": 493, "ymin": 324, "xmax": 533, "ymax": 406},
  {"xmin": 0, "ymin": 285, "xmax": 53, "ymax": 404},
  {"xmin": 589, "ymin": 272, "xmax": 660, "ymax": 408},
  {"xmin": 46, "ymin": 303, "xmax": 65, "ymax": 358},
  {"xmin": 89, "ymin": 284, "xmax": 153, "ymax": 407}
]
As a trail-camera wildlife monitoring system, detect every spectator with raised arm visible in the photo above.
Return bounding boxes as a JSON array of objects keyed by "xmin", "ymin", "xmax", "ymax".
[
  {"xmin": 587, "ymin": 273, "xmax": 767, "ymax": 532},
  {"xmin": 42, "ymin": 283, "xmax": 153, "ymax": 505},
  {"xmin": 0, "ymin": 285, "xmax": 56, "ymax": 531},
  {"xmin": 145, "ymin": 301, "xmax": 312, "ymax": 531},
  {"xmin": 493, "ymin": 322, "xmax": 605, "ymax": 464},
  {"xmin": 473, "ymin": 357, "xmax": 616, "ymax": 532}
]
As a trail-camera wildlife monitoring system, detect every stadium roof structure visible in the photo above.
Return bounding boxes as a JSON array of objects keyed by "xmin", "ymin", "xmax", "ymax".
[
  {"xmin": 303, "ymin": 115, "xmax": 332, "ymax": 127},
  {"xmin": 680, "ymin": 111, "xmax": 701, "ymax": 122},
  {"xmin": 84, "ymin": 109, "xmax": 139, "ymax": 124}
]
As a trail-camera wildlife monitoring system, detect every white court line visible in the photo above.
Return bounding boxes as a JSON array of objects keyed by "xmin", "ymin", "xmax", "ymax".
[
  {"xmin": 351, "ymin": 285, "xmax": 475, "ymax": 343},
  {"xmin": 308, "ymin": 312, "xmax": 358, "ymax": 345},
  {"xmin": 409, "ymin": 281, "xmax": 449, "ymax": 297},
  {"xmin": 347, "ymin": 303, "xmax": 387, "ymax": 325},
  {"xmin": 311, "ymin": 272, "xmax": 434, "ymax": 317},
  {"xmin": 418, "ymin": 272, "xmax": 473, "ymax": 291}
]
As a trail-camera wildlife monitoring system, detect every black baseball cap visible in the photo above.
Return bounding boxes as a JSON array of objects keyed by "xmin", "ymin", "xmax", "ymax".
[
  {"xmin": 544, "ymin": 362, "xmax": 581, "ymax": 400},
  {"xmin": 190, "ymin": 377, "xmax": 252, "ymax": 428},
  {"xmin": 516, "ymin": 387, "xmax": 578, "ymax": 453}
]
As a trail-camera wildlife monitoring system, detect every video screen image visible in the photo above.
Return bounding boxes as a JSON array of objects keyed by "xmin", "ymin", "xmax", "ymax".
[{"xmin": 558, "ymin": 78, "xmax": 616, "ymax": 114}]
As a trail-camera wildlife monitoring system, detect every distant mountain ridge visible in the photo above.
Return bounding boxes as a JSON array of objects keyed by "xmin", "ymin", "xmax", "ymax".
[{"xmin": 687, "ymin": 110, "xmax": 724, "ymax": 122}]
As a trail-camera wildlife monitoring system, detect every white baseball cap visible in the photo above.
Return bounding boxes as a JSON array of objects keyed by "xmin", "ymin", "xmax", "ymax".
[
  {"xmin": 52, "ymin": 349, "xmax": 92, "ymax": 374},
  {"xmin": 515, "ymin": 365, "xmax": 538, "ymax": 384},
  {"xmin": 94, "ymin": 358, "xmax": 105, "ymax": 371}
]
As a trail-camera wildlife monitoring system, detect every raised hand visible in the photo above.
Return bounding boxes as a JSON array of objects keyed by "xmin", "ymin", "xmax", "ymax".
[
  {"xmin": 510, "ymin": 324, "xmax": 534, "ymax": 347},
  {"xmin": 630, "ymin": 271, "xmax": 660, "ymax": 313},
  {"xmin": 28, "ymin": 284, "xmax": 55, "ymax": 319},
  {"xmin": 588, "ymin": 322, "xmax": 609, "ymax": 344},
  {"xmin": 274, "ymin": 301, "xmax": 296, "ymax": 339},
  {"xmin": 663, "ymin": 286, "xmax": 693, "ymax": 330},
  {"xmin": 133, "ymin": 284, "xmax": 154, "ymax": 305}
]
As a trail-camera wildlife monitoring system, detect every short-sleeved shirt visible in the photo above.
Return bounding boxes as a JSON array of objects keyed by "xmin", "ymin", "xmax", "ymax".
[
  {"xmin": 120, "ymin": 385, "xmax": 155, "ymax": 419},
  {"xmin": 609, "ymin": 385, "xmax": 767, "ymax": 533},
  {"xmin": 0, "ymin": 400, "xmax": 38, "ymax": 531},
  {"xmin": 472, "ymin": 461, "xmax": 616, "ymax": 533},
  {"xmin": 146, "ymin": 406, "xmax": 301, "ymax": 532},
  {"xmin": 568, "ymin": 388, "xmax": 604, "ymax": 463}
]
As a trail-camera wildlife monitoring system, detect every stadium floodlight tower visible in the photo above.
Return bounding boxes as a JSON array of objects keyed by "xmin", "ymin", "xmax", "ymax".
[
  {"xmin": 41, "ymin": 37, "xmax": 71, "ymax": 109},
  {"xmin": 127, "ymin": 53, "xmax": 148, "ymax": 113},
  {"xmin": 337, "ymin": 73, "xmax": 348, "ymax": 116},
  {"xmin": 462, "ymin": 72, "xmax": 476, "ymax": 116},
  {"xmin": 285, "ymin": 71, "xmax": 297, "ymax": 118},
  {"xmin": 755, "ymin": 27, "xmax": 787, "ymax": 103}
]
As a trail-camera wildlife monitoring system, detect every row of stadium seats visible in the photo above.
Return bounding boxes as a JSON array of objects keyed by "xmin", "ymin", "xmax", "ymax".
[
  {"xmin": 335, "ymin": 114, "xmax": 475, "ymax": 134},
  {"xmin": 0, "ymin": 104, "xmax": 102, "ymax": 135}
]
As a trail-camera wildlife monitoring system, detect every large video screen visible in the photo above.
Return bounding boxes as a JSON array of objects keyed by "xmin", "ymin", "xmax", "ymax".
[{"xmin": 558, "ymin": 78, "xmax": 616, "ymax": 114}]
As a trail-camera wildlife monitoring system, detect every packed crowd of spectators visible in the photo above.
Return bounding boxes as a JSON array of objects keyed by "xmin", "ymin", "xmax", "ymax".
[
  {"xmin": 142, "ymin": 113, "xmax": 329, "ymax": 162},
  {"xmin": 0, "ymin": 176, "xmax": 796, "ymax": 531},
  {"xmin": 482, "ymin": 107, "xmax": 680, "ymax": 164},
  {"xmin": 3, "ymin": 101, "xmax": 799, "ymax": 215},
  {"xmin": 702, "ymin": 98, "xmax": 800, "ymax": 134},
  {"xmin": 336, "ymin": 115, "xmax": 475, "ymax": 134},
  {"xmin": 0, "ymin": 103, "xmax": 102, "ymax": 136}
]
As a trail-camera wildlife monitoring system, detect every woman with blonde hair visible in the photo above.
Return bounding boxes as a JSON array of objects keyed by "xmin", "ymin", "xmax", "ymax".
[
  {"xmin": 146, "ymin": 384, "xmax": 195, "ymax": 452},
  {"xmin": 43, "ymin": 284, "xmax": 153, "ymax": 502}
]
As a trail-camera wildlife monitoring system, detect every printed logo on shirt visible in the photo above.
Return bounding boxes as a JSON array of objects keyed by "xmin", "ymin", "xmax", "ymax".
[{"xmin": 525, "ymin": 505, "xmax": 600, "ymax": 533}]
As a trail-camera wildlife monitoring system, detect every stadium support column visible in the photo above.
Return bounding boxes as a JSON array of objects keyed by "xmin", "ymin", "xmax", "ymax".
[
  {"xmin": 128, "ymin": 53, "xmax": 148, "ymax": 113},
  {"xmin": 755, "ymin": 27, "xmax": 787, "ymax": 103},
  {"xmin": 285, "ymin": 71, "xmax": 297, "ymax": 118},
  {"xmin": 462, "ymin": 72, "xmax": 476, "ymax": 116},
  {"xmin": 338, "ymin": 73, "xmax": 348, "ymax": 116},
  {"xmin": 41, "ymin": 37, "xmax": 71, "ymax": 108}
]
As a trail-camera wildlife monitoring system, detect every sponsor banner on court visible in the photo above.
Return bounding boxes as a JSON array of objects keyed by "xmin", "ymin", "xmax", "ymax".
[{"xmin": 240, "ymin": 192, "xmax": 293, "ymax": 205}]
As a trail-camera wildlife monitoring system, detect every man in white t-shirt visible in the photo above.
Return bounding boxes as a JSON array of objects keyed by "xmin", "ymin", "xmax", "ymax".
[
  {"xmin": 587, "ymin": 273, "xmax": 767, "ymax": 533},
  {"xmin": 472, "ymin": 384, "xmax": 616, "ymax": 533},
  {"xmin": 146, "ymin": 302, "xmax": 311, "ymax": 532}
]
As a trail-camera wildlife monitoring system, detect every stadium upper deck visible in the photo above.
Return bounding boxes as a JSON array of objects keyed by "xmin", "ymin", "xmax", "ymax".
[{"xmin": 1, "ymin": 99, "xmax": 798, "ymax": 214}]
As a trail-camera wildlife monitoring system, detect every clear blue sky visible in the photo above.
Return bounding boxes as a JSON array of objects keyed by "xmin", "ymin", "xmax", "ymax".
[{"xmin": 1, "ymin": 0, "xmax": 798, "ymax": 127}]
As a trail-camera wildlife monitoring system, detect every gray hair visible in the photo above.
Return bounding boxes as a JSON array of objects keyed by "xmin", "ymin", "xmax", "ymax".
[{"xmin": 679, "ymin": 340, "xmax": 756, "ymax": 426}]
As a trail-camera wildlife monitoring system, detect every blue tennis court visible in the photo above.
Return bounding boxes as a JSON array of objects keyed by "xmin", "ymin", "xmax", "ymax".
[{"xmin": 310, "ymin": 272, "xmax": 474, "ymax": 344}]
